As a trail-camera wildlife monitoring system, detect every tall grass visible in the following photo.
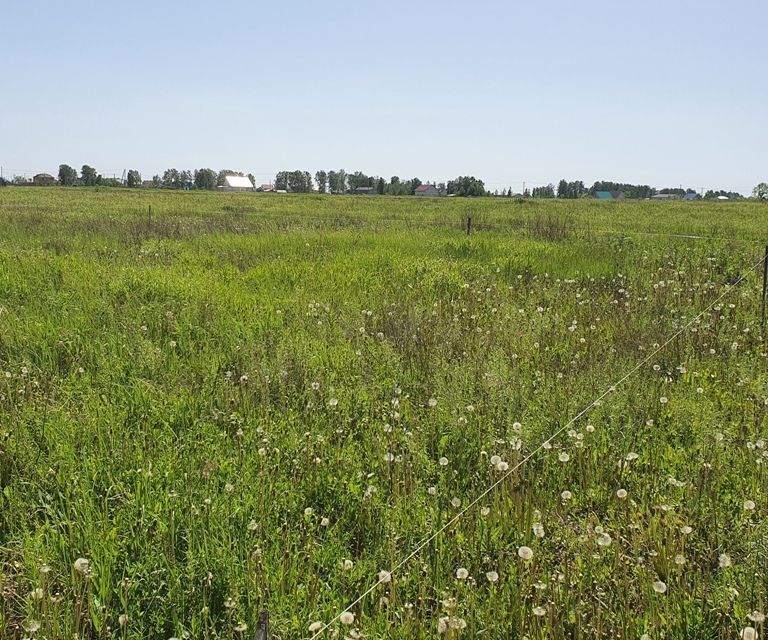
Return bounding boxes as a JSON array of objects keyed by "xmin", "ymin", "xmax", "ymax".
[{"xmin": 0, "ymin": 188, "xmax": 765, "ymax": 639}]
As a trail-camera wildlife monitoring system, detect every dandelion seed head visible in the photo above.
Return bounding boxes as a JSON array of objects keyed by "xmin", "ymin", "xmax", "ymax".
[
  {"xmin": 561, "ymin": 490, "xmax": 573, "ymax": 501},
  {"xmin": 597, "ymin": 532, "xmax": 612, "ymax": 547},
  {"xmin": 718, "ymin": 553, "xmax": 732, "ymax": 568},
  {"xmin": 486, "ymin": 570, "xmax": 499, "ymax": 583},
  {"xmin": 378, "ymin": 570, "xmax": 392, "ymax": 584},
  {"xmin": 616, "ymin": 489, "xmax": 628, "ymax": 499},
  {"xmin": 22, "ymin": 620, "xmax": 41, "ymax": 634},
  {"xmin": 652, "ymin": 580, "xmax": 667, "ymax": 594},
  {"xmin": 309, "ymin": 621, "xmax": 323, "ymax": 632},
  {"xmin": 339, "ymin": 611, "xmax": 355, "ymax": 625},
  {"xmin": 439, "ymin": 456, "xmax": 449, "ymax": 466},
  {"xmin": 455, "ymin": 567, "xmax": 469, "ymax": 580},
  {"xmin": 558, "ymin": 452, "xmax": 570, "ymax": 462},
  {"xmin": 73, "ymin": 558, "xmax": 91, "ymax": 576},
  {"xmin": 518, "ymin": 546, "xmax": 534, "ymax": 560},
  {"xmin": 533, "ymin": 605, "xmax": 546, "ymax": 617},
  {"xmin": 744, "ymin": 500, "xmax": 756, "ymax": 511}
]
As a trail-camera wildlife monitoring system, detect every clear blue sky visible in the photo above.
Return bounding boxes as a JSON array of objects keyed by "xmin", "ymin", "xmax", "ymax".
[{"xmin": 1, "ymin": 0, "xmax": 765, "ymax": 193}]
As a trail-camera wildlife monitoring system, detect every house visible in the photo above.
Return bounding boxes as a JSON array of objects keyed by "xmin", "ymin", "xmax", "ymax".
[
  {"xmin": 353, "ymin": 186, "xmax": 375, "ymax": 195},
  {"xmin": 650, "ymin": 194, "xmax": 678, "ymax": 201},
  {"xmin": 683, "ymin": 192, "xmax": 698, "ymax": 201},
  {"xmin": 142, "ymin": 180, "xmax": 155, "ymax": 188},
  {"xmin": 33, "ymin": 173, "xmax": 56, "ymax": 186},
  {"xmin": 595, "ymin": 191, "xmax": 623, "ymax": 200},
  {"xmin": 259, "ymin": 183, "xmax": 274, "ymax": 192},
  {"xmin": 223, "ymin": 175, "xmax": 254, "ymax": 192},
  {"xmin": 415, "ymin": 184, "xmax": 440, "ymax": 197}
]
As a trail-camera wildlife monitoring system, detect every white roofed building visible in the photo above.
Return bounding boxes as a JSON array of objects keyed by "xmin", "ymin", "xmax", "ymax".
[{"xmin": 223, "ymin": 175, "xmax": 255, "ymax": 191}]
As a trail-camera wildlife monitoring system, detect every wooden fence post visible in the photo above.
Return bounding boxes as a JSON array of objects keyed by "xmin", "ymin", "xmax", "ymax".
[
  {"xmin": 255, "ymin": 609, "xmax": 269, "ymax": 640},
  {"xmin": 466, "ymin": 214, "xmax": 472, "ymax": 236},
  {"xmin": 762, "ymin": 245, "xmax": 768, "ymax": 329}
]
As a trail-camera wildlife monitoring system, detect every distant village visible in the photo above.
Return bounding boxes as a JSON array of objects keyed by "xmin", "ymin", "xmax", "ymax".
[{"xmin": 0, "ymin": 165, "xmax": 761, "ymax": 201}]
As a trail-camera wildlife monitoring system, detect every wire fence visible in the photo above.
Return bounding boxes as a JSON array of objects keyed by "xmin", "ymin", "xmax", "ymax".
[{"xmin": 307, "ymin": 249, "xmax": 768, "ymax": 639}]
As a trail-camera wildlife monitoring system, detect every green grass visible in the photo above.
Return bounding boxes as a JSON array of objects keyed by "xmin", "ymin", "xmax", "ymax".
[{"xmin": 0, "ymin": 188, "xmax": 766, "ymax": 639}]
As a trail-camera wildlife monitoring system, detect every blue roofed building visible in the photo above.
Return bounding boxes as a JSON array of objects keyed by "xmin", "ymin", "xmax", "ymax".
[{"xmin": 595, "ymin": 191, "xmax": 623, "ymax": 200}]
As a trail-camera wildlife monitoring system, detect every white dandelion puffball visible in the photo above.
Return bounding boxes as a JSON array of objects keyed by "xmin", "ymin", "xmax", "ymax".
[
  {"xmin": 378, "ymin": 570, "xmax": 392, "ymax": 584},
  {"xmin": 451, "ymin": 497, "xmax": 461, "ymax": 508},
  {"xmin": 533, "ymin": 605, "xmax": 546, "ymax": 617},
  {"xmin": 518, "ymin": 546, "xmax": 534, "ymax": 561},
  {"xmin": 22, "ymin": 620, "xmax": 41, "ymax": 634},
  {"xmin": 339, "ymin": 611, "xmax": 355, "ymax": 625},
  {"xmin": 558, "ymin": 452, "xmax": 570, "ymax": 462},
  {"xmin": 652, "ymin": 580, "xmax": 667, "ymax": 594},
  {"xmin": 748, "ymin": 611, "xmax": 766, "ymax": 623},
  {"xmin": 455, "ymin": 567, "xmax": 469, "ymax": 580},
  {"xmin": 343, "ymin": 559, "xmax": 354, "ymax": 571},
  {"xmin": 741, "ymin": 627, "xmax": 758, "ymax": 640},
  {"xmin": 680, "ymin": 525, "xmax": 693, "ymax": 535},
  {"xmin": 73, "ymin": 558, "xmax": 91, "ymax": 575},
  {"xmin": 496, "ymin": 460, "xmax": 509, "ymax": 472},
  {"xmin": 439, "ymin": 456, "xmax": 449, "ymax": 466},
  {"xmin": 490, "ymin": 455, "xmax": 501, "ymax": 466},
  {"xmin": 309, "ymin": 621, "xmax": 323, "ymax": 633},
  {"xmin": 561, "ymin": 490, "xmax": 573, "ymax": 501},
  {"xmin": 532, "ymin": 522, "xmax": 545, "ymax": 538},
  {"xmin": 428, "ymin": 398, "xmax": 438, "ymax": 407},
  {"xmin": 625, "ymin": 452, "xmax": 639, "ymax": 461},
  {"xmin": 597, "ymin": 532, "xmax": 612, "ymax": 547},
  {"xmin": 328, "ymin": 398, "xmax": 338, "ymax": 407},
  {"xmin": 616, "ymin": 488, "xmax": 628, "ymax": 499},
  {"xmin": 320, "ymin": 517, "xmax": 330, "ymax": 527},
  {"xmin": 718, "ymin": 553, "xmax": 732, "ymax": 568},
  {"xmin": 743, "ymin": 500, "xmax": 756, "ymax": 511},
  {"xmin": 486, "ymin": 571, "xmax": 499, "ymax": 583}
]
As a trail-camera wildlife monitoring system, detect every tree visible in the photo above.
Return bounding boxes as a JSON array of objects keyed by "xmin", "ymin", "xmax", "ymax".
[
  {"xmin": 315, "ymin": 170, "xmax": 328, "ymax": 193},
  {"xmin": 81, "ymin": 165, "xmax": 100, "ymax": 186},
  {"xmin": 162, "ymin": 169, "xmax": 182, "ymax": 189},
  {"xmin": 194, "ymin": 168, "xmax": 217, "ymax": 190},
  {"xmin": 532, "ymin": 184, "xmax": 555, "ymax": 198},
  {"xmin": 275, "ymin": 170, "xmax": 312, "ymax": 192},
  {"xmin": 376, "ymin": 177, "xmax": 385, "ymax": 195},
  {"xmin": 151, "ymin": 175, "xmax": 162, "ymax": 188},
  {"xmin": 447, "ymin": 176, "xmax": 486, "ymax": 197},
  {"xmin": 58, "ymin": 164, "xmax": 78, "ymax": 186},
  {"xmin": 753, "ymin": 183, "xmax": 768, "ymax": 200},
  {"xmin": 126, "ymin": 170, "xmax": 141, "ymax": 188},
  {"xmin": 408, "ymin": 177, "xmax": 422, "ymax": 195},
  {"xmin": 328, "ymin": 169, "xmax": 347, "ymax": 194}
]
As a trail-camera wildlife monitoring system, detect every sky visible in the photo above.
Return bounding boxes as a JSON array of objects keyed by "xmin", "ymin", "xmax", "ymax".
[{"xmin": 1, "ymin": 0, "xmax": 766, "ymax": 194}]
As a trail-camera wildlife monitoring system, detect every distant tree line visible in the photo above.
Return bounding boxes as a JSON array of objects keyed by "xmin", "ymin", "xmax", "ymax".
[{"xmin": 4, "ymin": 165, "xmax": 764, "ymax": 200}]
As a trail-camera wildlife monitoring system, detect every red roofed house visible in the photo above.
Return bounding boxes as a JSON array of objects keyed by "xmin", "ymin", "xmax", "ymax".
[{"xmin": 415, "ymin": 184, "xmax": 439, "ymax": 197}]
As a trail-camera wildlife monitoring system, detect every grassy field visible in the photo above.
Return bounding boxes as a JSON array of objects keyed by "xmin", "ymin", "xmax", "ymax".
[{"xmin": 0, "ymin": 187, "xmax": 766, "ymax": 639}]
